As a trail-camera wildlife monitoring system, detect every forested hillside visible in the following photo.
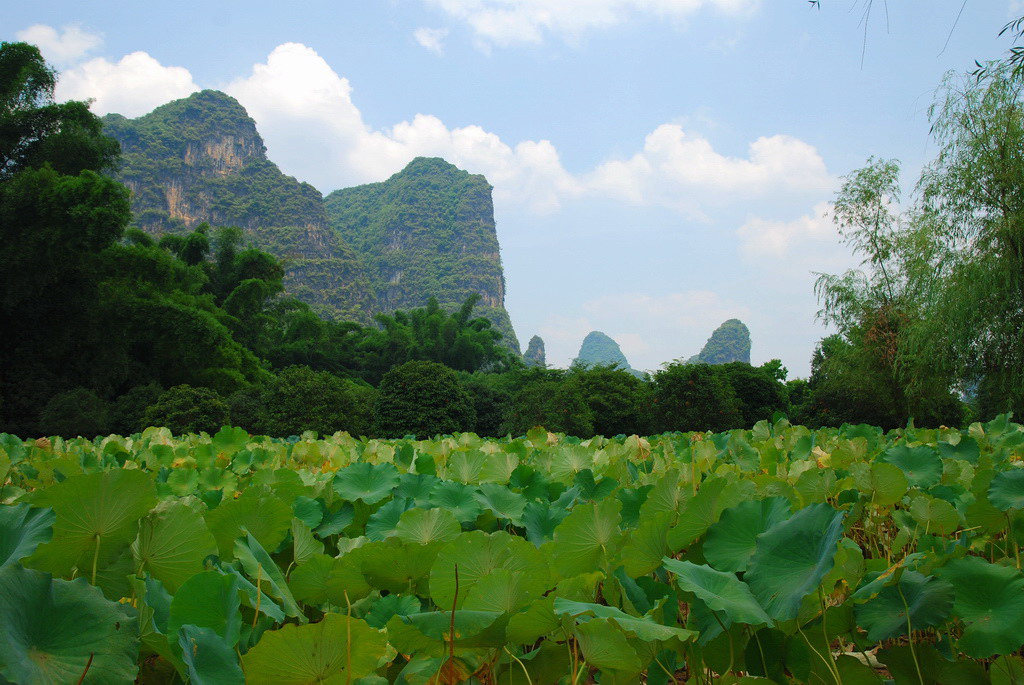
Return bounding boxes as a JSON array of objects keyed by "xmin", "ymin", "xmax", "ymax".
[
  {"xmin": 325, "ymin": 157, "xmax": 519, "ymax": 351},
  {"xmin": 103, "ymin": 91, "xmax": 376, "ymax": 322}
]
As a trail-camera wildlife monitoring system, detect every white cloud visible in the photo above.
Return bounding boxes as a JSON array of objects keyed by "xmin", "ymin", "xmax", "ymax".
[
  {"xmin": 224, "ymin": 42, "xmax": 580, "ymax": 209},
  {"xmin": 589, "ymin": 125, "xmax": 832, "ymax": 218},
  {"xmin": 539, "ymin": 290, "xmax": 751, "ymax": 370},
  {"xmin": 15, "ymin": 24, "xmax": 102, "ymax": 66},
  {"xmin": 421, "ymin": 0, "xmax": 758, "ymax": 46},
  {"xmin": 737, "ymin": 202, "xmax": 836, "ymax": 260},
  {"xmin": 44, "ymin": 38, "xmax": 829, "ymax": 219},
  {"xmin": 414, "ymin": 27, "xmax": 449, "ymax": 54},
  {"xmin": 55, "ymin": 52, "xmax": 199, "ymax": 117}
]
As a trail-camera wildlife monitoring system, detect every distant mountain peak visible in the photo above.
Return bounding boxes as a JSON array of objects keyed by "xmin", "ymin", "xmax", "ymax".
[
  {"xmin": 574, "ymin": 331, "xmax": 634, "ymax": 371},
  {"xmin": 690, "ymin": 319, "xmax": 751, "ymax": 364}
]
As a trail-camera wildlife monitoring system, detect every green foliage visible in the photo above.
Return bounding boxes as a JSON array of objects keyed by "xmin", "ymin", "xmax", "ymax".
[
  {"xmin": 374, "ymin": 360, "xmax": 476, "ymax": 438},
  {"xmin": 711, "ymin": 362, "xmax": 788, "ymax": 428},
  {"xmin": 325, "ymin": 156, "xmax": 518, "ymax": 349},
  {"xmin": 38, "ymin": 388, "xmax": 110, "ymax": 438},
  {"xmin": 103, "ymin": 89, "xmax": 377, "ymax": 323},
  {"xmin": 4, "ymin": 414, "xmax": 1024, "ymax": 680},
  {"xmin": 573, "ymin": 331, "xmax": 634, "ymax": 371},
  {"xmin": 108, "ymin": 384, "xmax": 164, "ymax": 435},
  {"xmin": 567, "ymin": 364, "xmax": 652, "ymax": 436},
  {"xmin": 502, "ymin": 371, "xmax": 594, "ymax": 437},
  {"xmin": 247, "ymin": 366, "xmax": 375, "ymax": 437},
  {"xmin": 652, "ymin": 362, "xmax": 741, "ymax": 432},
  {"xmin": 142, "ymin": 385, "xmax": 230, "ymax": 435},
  {"xmin": 523, "ymin": 335, "xmax": 546, "ymax": 367},
  {"xmin": 690, "ymin": 319, "xmax": 751, "ymax": 365}
]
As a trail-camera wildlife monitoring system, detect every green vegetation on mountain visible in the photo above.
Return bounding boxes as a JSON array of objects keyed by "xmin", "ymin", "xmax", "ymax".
[
  {"xmin": 523, "ymin": 335, "xmax": 546, "ymax": 367},
  {"xmin": 102, "ymin": 90, "xmax": 376, "ymax": 322},
  {"xmin": 690, "ymin": 319, "xmax": 751, "ymax": 364},
  {"xmin": 325, "ymin": 157, "xmax": 519, "ymax": 351},
  {"xmin": 573, "ymin": 331, "xmax": 643, "ymax": 379}
]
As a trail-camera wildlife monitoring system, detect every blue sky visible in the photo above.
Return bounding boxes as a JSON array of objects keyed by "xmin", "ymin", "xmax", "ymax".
[{"xmin": 4, "ymin": 1, "xmax": 1020, "ymax": 376}]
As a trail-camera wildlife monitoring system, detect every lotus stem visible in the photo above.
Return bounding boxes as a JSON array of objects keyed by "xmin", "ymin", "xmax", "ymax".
[
  {"xmin": 504, "ymin": 646, "xmax": 533, "ymax": 685},
  {"xmin": 90, "ymin": 534, "xmax": 101, "ymax": 586},
  {"xmin": 897, "ymin": 584, "xmax": 924, "ymax": 685}
]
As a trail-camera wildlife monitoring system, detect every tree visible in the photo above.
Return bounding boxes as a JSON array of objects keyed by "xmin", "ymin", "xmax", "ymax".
[
  {"xmin": 652, "ymin": 363, "xmax": 741, "ymax": 433},
  {"xmin": 0, "ymin": 43, "xmax": 130, "ymax": 434},
  {"xmin": 567, "ymin": 364, "xmax": 652, "ymax": 437},
  {"xmin": 903, "ymin": 65, "xmax": 1024, "ymax": 417},
  {"xmin": 253, "ymin": 366, "xmax": 375, "ymax": 437},
  {"xmin": 142, "ymin": 385, "xmax": 230, "ymax": 435},
  {"xmin": 38, "ymin": 389, "xmax": 110, "ymax": 438},
  {"xmin": 712, "ymin": 362, "xmax": 788, "ymax": 428},
  {"xmin": 374, "ymin": 361, "xmax": 476, "ymax": 438},
  {"xmin": 502, "ymin": 375, "xmax": 594, "ymax": 438}
]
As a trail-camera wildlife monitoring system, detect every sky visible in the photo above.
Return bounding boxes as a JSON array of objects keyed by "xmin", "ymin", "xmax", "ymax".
[{"xmin": 4, "ymin": 1, "xmax": 1020, "ymax": 376}]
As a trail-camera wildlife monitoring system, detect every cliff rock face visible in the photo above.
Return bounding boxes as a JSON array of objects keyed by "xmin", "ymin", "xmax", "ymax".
[
  {"xmin": 690, "ymin": 319, "xmax": 752, "ymax": 364},
  {"xmin": 574, "ymin": 331, "xmax": 636, "ymax": 373},
  {"xmin": 324, "ymin": 157, "xmax": 519, "ymax": 352},
  {"xmin": 524, "ymin": 336, "xmax": 546, "ymax": 367},
  {"xmin": 103, "ymin": 90, "xmax": 375, "ymax": 322}
]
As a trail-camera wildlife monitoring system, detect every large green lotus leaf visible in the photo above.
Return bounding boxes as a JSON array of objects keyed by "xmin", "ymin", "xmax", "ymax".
[
  {"xmin": 364, "ymin": 497, "xmax": 413, "ymax": 541},
  {"xmin": 463, "ymin": 567, "xmax": 542, "ymax": 613},
  {"xmin": 574, "ymin": 617, "xmax": 643, "ymax": 674},
  {"xmin": 475, "ymin": 482, "xmax": 528, "ymax": 525},
  {"xmin": 332, "ymin": 462, "xmax": 400, "ymax": 504},
  {"xmin": 288, "ymin": 553, "xmax": 371, "ymax": 606},
  {"xmin": 663, "ymin": 559, "xmax": 772, "ymax": 626},
  {"xmin": 667, "ymin": 477, "xmax": 756, "ymax": 551},
  {"xmin": 177, "ymin": 624, "xmax": 245, "ymax": 685},
  {"xmin": 854, "ymin": 570, "xmax": 953, "ymax": 641},
  {"xmin": 167, "ymin": 571, "xmax": 241, "ymax": 646},
  {"xmin": 25, "ymin": 469, "xmax": 156, "ymax": 578},
  {"xmin": 292, "ymin": 518, "xmax": 324, "ymax": 566},
  {"xmin": 0, "ymin": 503, "xmax": 54, "ymax": 569},
  {"xmin": 938, "ymin": 437, "xmax": 980, "ymax": 465},
  {"xmin": 400, "ymin": 610, "xmax": 502, "ymax": 641},
  {"xmin": 292, "ymin": 496, "xmax": 325, "ymax": 530},
  {"xmin": 363, "ymin": 593, "xmax": 421, "ymax": 629},
  {"xmin": 427, "ymin": 481, "xmax": 482, "ymax": 523},
  {"xmin": 990, "ymin": 655, "xmax": 1024, "ymax": 685},
  {"xmin": 620, "ymin": 511, "xmax": 672, "ymax": 577},
  {"xmin": 507, "ymin": 596, "xmax": 561, "ymax": 645},
  {"xmin": 639, "ymin": 469, "xmax": 684, "ymax": 518},
  {"xmin": 132, "ymin": 500, "xmax": 216, "ymax": 593},
  {"xmin": 395, "ymin": 473, "xmax": 441, "ymax": 506},
  {"xmin": 745, "ymin": 503, "xmax": 846, "ymax": 622},
  {"xmin": 879, "ymin": 643, "xmax": 987, "ymax": 685},
  {"xmin": 850, "ymin": 461, "xmax": 908, "ymax": 506},
  {"xmin": 989, "ymin": 470, "xmax": 1024, "ymax": 511},
  {"xmin": 234, "ymin": 533, "xmax": 303, "ymax": 620},
  {"xmin": 430, "ymin": 530, "xmax": 550, "ymax": 609},
  {"xmin": 703, "ymin": 497, "xmax": 791, "ymax": 573},
  {"xmin": 552, "ymin": 498, "xmax": 623, "ymax": 578},
  {"xmin": 881, "ymin": 445, "xmax": 942, "ymax": 489},
  {"xmin": 908, "ymin": 495, "xmax": 960, "ymax": 535},
  {"xmin": 350, "ymin": 537, "xmax": 440, "ymax": 595},
  {"xmin": 522, "ymin": 501, "xmax": 569, "ymax": 546},
  {"xmin": 0, "ymin": 565, "xmax": 139, "ymax": 684},
  {"xmin": 204, "ymin": 487, "xmax": 292, "ymax": 558},
  {"xmin": 243, "ymin": 614, "xmax": 387, "ymax": 684},
  {"xmin": 936, "ymin": 556, "xmax": 1024, "ymax": 658}
]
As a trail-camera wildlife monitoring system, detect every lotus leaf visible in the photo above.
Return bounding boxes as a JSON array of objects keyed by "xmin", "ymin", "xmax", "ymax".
[
  {"xmin": 745, "ymin": 503, "xmax": 846, "ymax": 621},
  {"xmin": 854, "ymin": 570, "xmax": 954, "ymax": 640},
  {"xmin": 0, "ymin": 565, "xmax": 139, "ymax": 684},
  {"xmin": 936, "ymin": 556, "xmax": 1024, "ymax": 658},
  {"xmin": 243, "ymin": 614, "xmax": 387, "ymax": 684},
  {"xmin": 703, "ymin": 497, "xmax": 791, "ymax": 573},
  {"xmin": 332, "ymin": 462, "xmax": 400, "ymax": 504},
  {"xmin": 989, "ymin": 469, "xmax": 1024, "ymax": 511},
  {"xmin": 663, "ymin": 559, "xmax": 772, "ymax": 626},
  {"xmin": 0, "ymin": 502, "xmax": 54, "ymax": 569}
]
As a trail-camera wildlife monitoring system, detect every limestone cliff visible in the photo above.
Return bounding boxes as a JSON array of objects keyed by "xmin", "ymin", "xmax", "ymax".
[
  {"xmin": 103, "ymin": 90, "xmax": 375, "ymax": 322},
  {"xmin": 573, "ymin": 331, "xmax": 640, "ymax": 377},
  {"xmin": 324, "ymin": 157, "xmax": 519, "ymax": 352},
  {"xmin": 690, "ymin": 319, "xmax": 752, "ymax": 364},
  {"xmin": 524, "ymin": 336, "xmax": 546, "ymax": 367}
]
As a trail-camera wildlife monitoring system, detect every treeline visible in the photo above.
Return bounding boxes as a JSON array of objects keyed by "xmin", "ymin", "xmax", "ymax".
[{"xmin": 2, "ymin": 41, "xmax": 1018, "ymax": 438}]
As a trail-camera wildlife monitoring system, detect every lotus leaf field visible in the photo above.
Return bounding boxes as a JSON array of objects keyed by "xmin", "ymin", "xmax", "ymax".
[{"xmin": 4, "ymin": 417, "xmax": 1024, "ymax": 684}]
